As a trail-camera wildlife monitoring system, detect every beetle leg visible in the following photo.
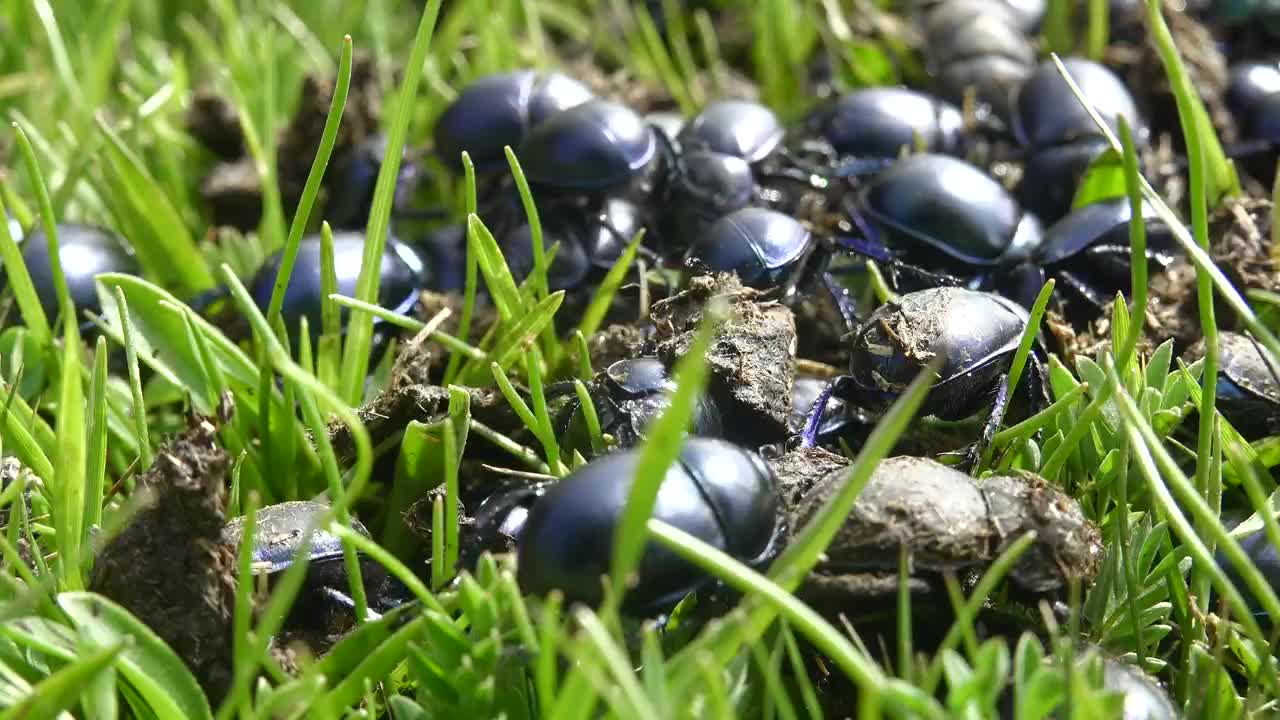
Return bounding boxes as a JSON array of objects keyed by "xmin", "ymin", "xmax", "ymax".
[
  {"xmin": 963, "ymin": 372, "xmax": 1011, "ymax": 473},
  {"xmin": 1050, "ymin": 268, "xmax": 1110, "ymax": 312},
  {"xmin": 800, "ymin": 376, "xmax": 858, "ymax": 448},
  {"xmin": 831, "ymin": 156, "xmax": 897, "ymax": 178},
  {"xmin": 319, "ymin": 586, "xmax": 384, "ymax": 622},
  {"xmin": 821, "ymin": 272, "xmax": 861, "ymax": 332}
]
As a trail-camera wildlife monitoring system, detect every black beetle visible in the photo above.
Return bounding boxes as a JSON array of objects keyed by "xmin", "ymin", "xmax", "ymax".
[
  {"xmin": 684, "ymin": 207, "xmax": 818, "ymax": 293},
  {"xmin": 222, "ymin": 501, "xmax": 391, "ymax": 628},
  {"xmin": 1226, "ymin": 61, "xmax": 1280, "ymax": 125},
  {"xmin": 1217, "ymin": 510, "xmax": 1280, "ymax": 620},
  {"xmin": 324, "ymin": 133, "xmax": 429, "ymax": 231},
  {"xmin": 660, "ymin": 149, "xmax": 757, "ymax": 250},
  {"xmin": 1013, "ymin": 57, "xmax": 1147, "ymax": 224},
  {"xmin": 513, "ymin": 436, "xmax": 786, "ymax": 616},
  {"xmin": 790, "ymin": 455, "xmax": 1101, "ymax": 601},
  {"xmin": 801, "ymin": 287, "xmax": 1046, "ymax": 465},
  {"xmin": 810, "ymin": 87, "xmax": 966, "ymax": 161},
  {"xmin": 1187, "ymin": 331, "xmax": 1280, "ymax": 440},
  {"xmin": 433, "ymin": 70, "xmax": 595, "ymax": 174},
  {"xmin": 1015, "ymin": 197, "xmax": 1177, "ymax": 313},
  {"xmin": 517, "ymin": 98, "xmax": 662, "ymax": 196},
  {"xmin": 1223, "ymin": 61, "xmax": 1280, "ymax": 183},
  {"xmin": 677, "ymin": 99, "xmax": 785, "ymax": 165},
  {"xmin": 920, "ymin": 0, "xmax": 1036, "ymax": 121},
  {"xmin": 841, "ymin": 153, "xmax": 1043, "ymax": 302},
  {"xmin": 1096, "ymin": 656, "xmax": 1179, "ymax": 720},
  {"xmin": 1, "ymin": 223, "xmax": 141, "ymax": 330},
  {"xmin": 248, "ymin": 230, "xmax": 427, "ymax": 338},
  {"xmin": 560, "ymin": 357, "xmax": 725, "ymax": 454}
]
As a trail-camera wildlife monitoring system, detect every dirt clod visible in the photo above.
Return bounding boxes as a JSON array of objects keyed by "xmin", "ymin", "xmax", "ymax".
[
  {"xmin": 89, "ymin": 415, "xmax": 236, "ymax": 702},
  {"xmin": 647, "ymin": 273, "xmax": 797, "ymax": 446}
]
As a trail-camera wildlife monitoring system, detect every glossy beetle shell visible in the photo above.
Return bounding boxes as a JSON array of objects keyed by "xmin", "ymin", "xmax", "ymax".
[
  {"xmin": 820, "ymin": 87, "xmax": 964, "ymax": 158},
  {"xmin": 1226, "ymin": 61, "xmax": 1280, "ymax": 123},
  {"xmin": 1016, "ymin": 135, "xmax": 1112, "ymax": 225},
  {"xmin": 222, "ymin": 500, "xmax": 371, "ymax": 575},
  {"xmin": 7, "ymin": 224, "xmax": 140, "ymax": 322},
  {"xmin": 923, "ymin": 0, "xmax": 1035, "ymax": 120},
  {"xmin": 1014, "ymin": 57, "xmax": 1146, "ymax": 148},
  {"xmin": 847, "ymin": 287, "xmax": 1028, "ymax": 419},
  {"xmin": 249, "ymin": 230, "xmax": 426, "ymax": 335},
  {"xmin": 1204, "ymin": 332, "xmax": 1280, "ymax": 440},
  {"xmin": 664, "ymin": 150, "xmax": 755, "ymax": 246},
  {"xmin": 677, "ymin": 100, "xmax": 785, "ymax": 164},
  {"xmin": 684, "ymin": 207, "xmax": 814, "ymax": 289},
  {"xmin": 861, "ymin": 154, "xmax": 1042, "ymax": 266},
  {"xmin": 433, "ymin": 70, "xmax": 594, "ymax": 173},
  {"xmin": 517, "ymin": 437, "xmax": 784, "ymax": 614},
  {"xmin": 568, "ymin": 358, "xmax": 725, "ymax": 451},
  {"xmin": 1101, "ymin": 658, "xmax": 1179, "ymax": 720},
  {"xmin": 518, "ymin": 99, "xmax": 658, "ymax": 192},
  {"xmin": 1036, "ymin": 198, "xmax": 1175, "ymax": 267}
]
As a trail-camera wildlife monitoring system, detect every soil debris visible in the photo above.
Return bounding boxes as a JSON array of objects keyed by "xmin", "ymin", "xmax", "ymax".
[
  {"xmin": 89, "ymin": 414, "xmax": 237, "ymax": 702},
  {"xmin": 646, "ymin": 273, "xmax": 798, "ymax": 446},
  {"xmin": 785, "ymin": 455, "xmax": 1102, "ymax": 606}
]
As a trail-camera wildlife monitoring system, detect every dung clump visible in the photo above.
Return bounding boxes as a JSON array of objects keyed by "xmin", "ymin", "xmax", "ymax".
[{"xmin": 89, "ymin": 415, "xmax": 237, "ymax": 702}]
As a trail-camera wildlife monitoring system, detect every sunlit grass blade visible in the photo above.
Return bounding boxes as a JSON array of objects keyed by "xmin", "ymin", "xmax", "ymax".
[
  {"xmin": 0, "ymin": 636, "xmax": 126, "ymax": 720},
  {"xmin": 648, "ymin": 518, "xmax": 946, "ymax": 718},
  {"xmin": 572, "ymin": 230, "xmax": 643, "ymax": 349},
  {"xmin": 608, "ymin": 298, "xmax": 724, "ymax": 607},
  {"xmin": 1107, "ymin": 360, "xmax": 1280, "ymax": 691},
  {"xmin": 1049, "ymin": 54, "xmax": 1280, "ymax": 367},
  {"xmin": 84, "ymin": 337, "xmax": 108, "ymax": 539},
  {"xmin": 338, "ymin": 0, "xmax": 445, "ymax": 405},
  {"xmin": 1145, "ymin": 0, "xmax": 1237, "ymax": 203},
  {"xmin": 1116, "ymin": 117, "xmax": 1148, "ymax": 369},
  {"xmin": 111, "ymin": 286, "xmax": 153, "ymax": 470},
  {"xmin": 264, "ymin": 36, "xmax": 352, "ymax": 335},
  {"xmin": 0, "ymin": 193, "xmax": 50, "ymax": 346}
]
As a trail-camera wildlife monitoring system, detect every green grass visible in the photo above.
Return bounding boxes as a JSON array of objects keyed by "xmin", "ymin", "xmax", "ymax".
[{"xmin": 0, "ymin": 0, "xmax": 1279, "ymax": 717}]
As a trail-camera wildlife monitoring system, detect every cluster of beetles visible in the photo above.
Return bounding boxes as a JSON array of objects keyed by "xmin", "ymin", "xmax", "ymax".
[{"xmin": 12, "ymin": 0, "xmax": 1280, "ymax": 712}]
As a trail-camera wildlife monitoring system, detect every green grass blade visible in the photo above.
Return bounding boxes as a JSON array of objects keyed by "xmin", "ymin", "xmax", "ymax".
[
  {"xmin": 84, "ymin": 336, "xmax": 108, "ymax": 539},
  {"xmin": 265, "ymin": 37, "xmax": 352, "ymax": 332},
  {"xmin": 111, "ymin": 286, "xmax": 153, "ymax": 470},
  {"xmin": 53, "ymin": 298, "xmax": 86, "ymax": 591},
  {"xmin": 1116, "ymin": 117, "xmax": 1148, "ymax": 369},
  {"xmin": 0, "ymin": 193, "xmax": 50, "ymax": 346},
  {"xmin": 608, "ymin": 299, "xmax": 723, "ymax": 607},
  {"xmin": 59, "ymin": 592, "xmax": 214, "ymax": 720},
  {"xmin": 0, "ymin": 636, "xmax": 125, "ymax": 720},
  {"xmin": 96, "ymin": 119, "xmax": 215, "ymax": 294},
  {"xmin": 338, "ymin": 0, "xmax": 445, "ymax": 405},
  {"xmin": 1144, "ymin": 0, "xmax": 1237, "ymax": 202}
]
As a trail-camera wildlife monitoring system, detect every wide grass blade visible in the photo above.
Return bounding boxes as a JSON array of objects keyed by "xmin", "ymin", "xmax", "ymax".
[
  {"xmin": 0, "ymin": 193, "xmax": 50, "ymax": 346},
  {"xmin": 0, "ymin": 636, "xmax": 125, "ymax": 720},
  {"xmin": 58, "ymin": 592, "xmax": 214, "ymax": 719}
]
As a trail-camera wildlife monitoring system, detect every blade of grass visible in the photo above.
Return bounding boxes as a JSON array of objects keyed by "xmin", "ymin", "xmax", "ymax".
[
  {"xmin": 1146, "ymin": 0, "xmax": 1238, "ymax": 203},
  {"xmin": 84, "ymin": 337, "xmax": 108, "ymax": 537},
  {"xmin": 649, "ymin": 518, "xmax": 945, "ymax": 718},
  {"xmin": 338, "ymin": 0, "xmax": 444, "ymax": 405},
  {"xmin": 112, "ymin": 287, "xmax": 153, "ymax": 470},
  {"xmin": 442, "ymin": 152, "xmax": 480, "ymax": 386},
  {"xmin": 607, "ymin": 298, "xmax": 724, "ymax": 609},
  {"xmin": 264, "ymin": 37, "xmax": 352, "ymax": 335},
  {"xmin": 0, "ymin": 637, "xmax": 126, "ymax": 720},
  {"xmin": 0, "ymin": 193, "xmax": 49, "ymax": 346},
  {"xmin": 1116, "ymin": 117, "xmax": 1148, "ymax": 369},
  {"xmin": 1050, "ymin": 55, "xmax": 1280, "ymax": 367}
]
